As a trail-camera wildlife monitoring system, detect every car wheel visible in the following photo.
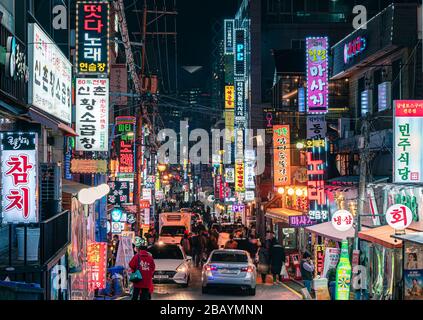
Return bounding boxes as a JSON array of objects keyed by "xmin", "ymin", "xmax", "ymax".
[
  {"xmin": 202, "ymin": 286, "xmax": 209, "ymax": 294},
  {"xmin": 249, "ymin": 287, "xmax": 256, "ymax": 296}
]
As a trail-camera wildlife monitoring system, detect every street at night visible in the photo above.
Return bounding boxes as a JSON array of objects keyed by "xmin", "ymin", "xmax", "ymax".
[{"xmin": 1, "ymin": 0, "xmax": 423, "ymax": 313}]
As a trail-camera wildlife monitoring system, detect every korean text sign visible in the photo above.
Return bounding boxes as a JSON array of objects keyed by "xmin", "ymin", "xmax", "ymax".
[
  {"xmin": 1, "ymin": 133, "xmax": 38, "ymax": 223},
  {"xmin": 394, "ymin": 100, "xmax": 423, "ymax": 183},
  {"xmin": 307, "ymin": 144, "xmax": 328, "ymax": 222},
  {"xmin": 235, "ymin": 162, "xmax": 245, "ymax": 192},
  {"xmin": 273, "ymin": 125, "xmax": 291, "ymax": 187},
  {"xmin": 76, "ymin": 1, "xmax": 110, "ymax": 75},
  {"xmin": 107, "ymin": 181, "xmax": 130, "ymax": 205},
  {"xmin": 87, "ymin": 242, "xmax": 107, "ymax": 290},
  {"xmin": 116, "ymin": 116, "xmax": 136, "ymax": 173},
  {"xmin": 225, "ymin": 85, "xmax": 235, "ymax": 109},
  {"xmin": 28, "ymin": 23, "xmax": 72, "ymax": 123},
  {"xmin": 306, "ymin": 37, "xmax": 329, "ymax": 114},
  {"xmin": 224, "ymin": 20, "xmax": 235, "ymax": 54},
  {"xmin": 234, "ymin": 29, "xmax": 246, "ymax": 77},
  {"xmin": 76, "ymin": 78, "xmax": 109, "ymax": 151}
]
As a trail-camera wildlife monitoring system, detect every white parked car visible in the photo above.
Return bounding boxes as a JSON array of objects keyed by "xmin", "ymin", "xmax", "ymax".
[{"xmin": 147, "ymin": 243, "xmax": 192, "ymax": 287}]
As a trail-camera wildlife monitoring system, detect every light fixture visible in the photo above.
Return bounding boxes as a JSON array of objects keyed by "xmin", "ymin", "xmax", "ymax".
[
  {"xmin": 277, "ymin": 187, "xmax": 285, "ymax": 194},
  {"xmin": 158, "ymin": 164, "xmax": 167, "ymax": 172},
  {"xmin": 296, "ymin": 189, "xmax": 303, "ymax": 197},
  {"xmin": 288, "ymin": 188, "xmax": 295, "ymax": 196},
  {"xmin": 296, "ymin": 142, "xmax": 305, "ymax": 149}
]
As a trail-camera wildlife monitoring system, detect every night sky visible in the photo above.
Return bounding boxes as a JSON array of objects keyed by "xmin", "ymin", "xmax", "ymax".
[{"xmin": 177, "ymin": 0, "xmax": 239, "ymax": 69}]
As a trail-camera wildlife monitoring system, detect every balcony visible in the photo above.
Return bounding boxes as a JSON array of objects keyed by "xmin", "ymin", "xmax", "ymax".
[{"xmin": 0, "ymin": 210, "xmax": 70, "ymax": 272}]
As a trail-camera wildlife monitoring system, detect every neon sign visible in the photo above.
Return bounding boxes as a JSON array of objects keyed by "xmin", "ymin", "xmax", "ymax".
[{"xmin": 344, "ymin": 36, "xmax": 366, "ymax": 64}]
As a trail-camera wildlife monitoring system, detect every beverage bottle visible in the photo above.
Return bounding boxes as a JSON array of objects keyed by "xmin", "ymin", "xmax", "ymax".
[{"xmin": 335, "ymin": 239, "xmax": 352, "ymax": 300}]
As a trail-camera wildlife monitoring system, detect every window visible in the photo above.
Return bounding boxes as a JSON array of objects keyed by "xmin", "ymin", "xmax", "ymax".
[
  {"xmin": 148, "ymin": 245, "xmax": 184, "ymax": 260},
  {"xmin": 210, "ymin": 252, "xmax": 248, "ymax": 263},
  {"xmin": 159, "ymin": 226, "xmax": 186, "ymax": 237}
]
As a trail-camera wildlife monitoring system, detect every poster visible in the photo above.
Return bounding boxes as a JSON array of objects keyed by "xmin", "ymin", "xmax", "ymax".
[
  {"xmin": 1, "ymin": 132, "xmax": 38, "ymax": 223},
  {"xmin": 75, "ymin": 78, "xmax": 109, "ymax": 151},
  {"xmin": 322, "ymin": 247, "xmax": 340, "ymax": 278},
  {"xmin": 28, "ymin": 23, "xmax": 72, "ymax": 123},
  {"xmin": 76, "ymin": 1, "xmax": 110, "ymax": 75},
  {"xmin": 404, "ymin": 270, "xmax": 423, "ymax": 300}
]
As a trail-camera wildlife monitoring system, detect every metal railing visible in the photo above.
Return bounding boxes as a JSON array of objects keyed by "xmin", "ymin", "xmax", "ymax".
[{"xmin": 0, "ymin": 210, "xmax": 70, "ymax": 269}]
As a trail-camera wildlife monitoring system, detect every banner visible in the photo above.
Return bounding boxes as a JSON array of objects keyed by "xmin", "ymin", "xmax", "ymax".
[
  {"xmin": 394, "ymin": 100, "xmax": 423, "ymax": 183},
  {"xmin": 75, "ymin": 78, "xmax": 109, "ymax": 151},
  {"xmin": 76, "ymin": 1, "xmax": 110, "ymax": 75},
  {"xmin": 1, "ymin": 133, "xmax": 38, "ymax": 223},
  {"xmin": 273, "ymin": 125, "xmax": 291, "ymax": 187},
  {"xmin": 235, "ymin": 162, "xmax": 245, "ymax": 192},
  {"xmin": 28, "ymin": 23, "xmax": 72, "ymax": 123},
  {"xmin": 306, "ymin": 37, "xmax": 329, "ymax": 114}
]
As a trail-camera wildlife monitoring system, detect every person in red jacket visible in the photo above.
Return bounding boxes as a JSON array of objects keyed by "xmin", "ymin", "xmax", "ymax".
[{"xmin": 129, "ymin": 238, "xmax": 156, "ymax": 300}]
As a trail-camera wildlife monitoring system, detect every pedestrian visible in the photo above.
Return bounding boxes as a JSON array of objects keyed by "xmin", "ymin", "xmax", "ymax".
[
  {"xmin": 269, "ymin": 238, "xmax": 285, "ymax": 284},
  {"xmin": 180, "ymin": 233, "xmax": 192, "ymax": 256},
  {"xmin": 128, "ymin": 238, "xmax": 156, "ymax": 301},
  {"xmin": 224, "ymin": 234, "xmax": 238, "ymax": 249},
  {"xmin": 300, "ymin": 251, "xmax": 314, "ymax": 295},
  {"xmin": 257, "ymin": 242, "xmax": 270, "ymax": 284},
  {"xmin": 200, "ymin": 231, "xmax": 210, "ymax": 263},
  {"xmin": 326, "ymin": 267, "xmax": 337, "ymax": 300},
  {"xmin": 208, "ymin": 229, "xmax": 219, "ymax": 252},
  {"xmin": 191, "ymin": 232, "xmax": 202, "ymax": 267},
  {"xmin": 247, "ymin": 234, "xmax": 259, "ymax": 260}
]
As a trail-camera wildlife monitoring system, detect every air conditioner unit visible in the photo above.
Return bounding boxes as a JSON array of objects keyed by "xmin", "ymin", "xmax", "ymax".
[{"xmin": 39, "ymin": 163, "xmax": 62, "ymax": 220}]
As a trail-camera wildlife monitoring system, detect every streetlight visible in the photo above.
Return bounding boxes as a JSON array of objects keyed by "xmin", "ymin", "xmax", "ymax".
[
  {"xmin": 158, "ymin": 164, "xmax": 167, "ymax": 172},
  {"xmin": 296, "ymin": 142, "xmax": 305, "ymax": 150}
]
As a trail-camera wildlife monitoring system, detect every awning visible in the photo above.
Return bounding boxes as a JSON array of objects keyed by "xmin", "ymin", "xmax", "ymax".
[
  {"xmin": 0, "ymin": 98, "xmax": 27, "ymax": 116},
  {"xmin": 391, "ymin": 232, "xmax": 423, "ymax": 246},
  {"xmin": 62, "ymin": 179, "xmax": 92, "ymax": 195},
  {"xmin": 265, "ymin": 208, "xmax": 304, "ymax": 223},
  {"xmin": 409, "ymin": 221, "xmax": 423, "ymax": 232},
  {"xmin": 305, "ymin": 221, "xmax": 357, "ymax": 242},
  {"xmin": 358, "ymin": 225, "xmax": 415, "ymax": 249},
  {"xmin": 26, "ymin": 108, "xmax": 78, "ymax": 136}
]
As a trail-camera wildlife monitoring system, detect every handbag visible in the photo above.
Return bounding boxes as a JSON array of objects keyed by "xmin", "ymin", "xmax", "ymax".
[
  {"xmin": 280, "ymin": 264, "xmax": 289, "ymax": 277},
  {"xmin": 129, "ymin": 254, "xmax": 143, "ymax": 283}
]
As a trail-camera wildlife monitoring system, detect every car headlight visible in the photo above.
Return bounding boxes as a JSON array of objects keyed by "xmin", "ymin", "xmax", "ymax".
[{"xmin": 176, "ymin": 264, "xmax": 187, "ymax": 273}]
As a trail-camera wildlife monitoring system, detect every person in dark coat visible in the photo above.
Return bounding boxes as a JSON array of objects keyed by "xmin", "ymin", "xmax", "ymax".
[
  {"xmin": 269, "ymin": 238, "xmax": 286, "ymax": 284},
  {"xmin": 247, "ymin": 234, "xmax": 259, "ymax": 260},
  {"xmin": 257, "ymin": 242, "xmax": 270, "ymax": 283},
  {"xmin": 190, "ymin": 232, "xmax": 202, "ymax": 267},
  {"xmin": 128, "ymin": 239, "xmax": 156, "ymax": 300}
]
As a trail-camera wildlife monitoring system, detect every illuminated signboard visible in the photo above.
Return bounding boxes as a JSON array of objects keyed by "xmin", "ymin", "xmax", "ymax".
[
  {"xmin": 76, "ymin": 1, "xmax": 110, "ymax": 75},
  {"xmin": 314, "ymin": 245, "xmax": 326, "ymax": 278},
  {"xmin": 235, "ymin": 129, "xmax": 244, "ymax": 162},
  {"xmin": 273, "ymin": 125, "xmax": 291, "ymax": 187},
  {"xmin": 225, "ymin": 110, "xmax": 235, "ymax": 142},
  {"xmin": 289, "ymin": 215, "xmax": 316, "ymax": 228},
  {"xmin": 306, "ymin": 37, "xmax": 329, "ymax": 114},
  {"xmin": 116, "ymin": 116, "xmax": 136, "ymax": 173},
  {"xmin": 264, "ymin": 109, "xmax": 274, "ymax": 134},
  {"xmin": 344, "ymin": 36, "xmax": 366, "ymax": 64},
  {"xmin": 394, "ymin": 100, "xmax": 423, "ymax": 183},
  {"xmin": 75, "ymin": 78, "xmax": 109, "ymax": 151},
  {"xmin": 107, "ymin": 181, "xmax": 130, "ymax": 205},
  {"xmin": 225, "ymin": 167, "xmax": 235, "ymax": 183},
  {"xmin": 378, "ymin": 82, "xmax": 392, "ymax": 112},
  {"xmin": 87, "ymin": 242, "xmax": 107, "ymax": 290},
  {"xmin": 225, "ymin": 85, "xmax": 235, "ymax": 109},
  {"xmin": 234, "ymin": 29, "xmax": 246, "ymax": 77},
  {"xmin": 306, "ymin": 115, "xmax": 327, "ymax": 140},
  {"xmin": 28, "ymin": 23, "xmax": 72, "ymax": 123},
  {"xmin": 70, "ymin": 159, "xmax": 108, "ymax": 174},
  {"xmin": 215, "ymin": 175, "xmax": 224, "ymax": 200},
  {"xmin": 224, "ymin": 19, "xmax": 235, "ymax": 54},
  {"xmin": 298, "ymin": 87, "xmax": 306, "ymax": 113},
  {"xmin": 307, "ymin": 149, "xmax": 328, "ymax": 222},
  {"xmin": 235, "ymin": 162, "xmax": 245, "ymax": 192},
  {"xmin": 234, "ymin": 80, "xmax": 246, "ymax": 125},
  {"xmin": 361, "ymin": 90, "xmax": 372, "ymax": 117},
  {"xmin": 245, "ymin": 149, "xmax": 255, "ymax": 189},
  {"xmin": 1, "ymin": 132, "xmax": 38, "ymax": 223}
]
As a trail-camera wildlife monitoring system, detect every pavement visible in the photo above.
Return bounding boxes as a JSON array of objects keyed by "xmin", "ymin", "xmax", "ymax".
[{"xmin": 119, "ymin": 267, "xmax": 303, "ymax": 300}]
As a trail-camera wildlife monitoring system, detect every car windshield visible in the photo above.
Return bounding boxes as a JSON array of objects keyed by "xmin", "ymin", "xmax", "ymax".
[
  {"xmin": 210, "ymin": 252, "xmax": 248, "ymax": 263},
  {"xmin": 148, "ymin": 245, "xmax": 183, "ymax": 260},
  {"xmin": 160, "ymin": 226, "xmax": 186, "ymax": 236}
]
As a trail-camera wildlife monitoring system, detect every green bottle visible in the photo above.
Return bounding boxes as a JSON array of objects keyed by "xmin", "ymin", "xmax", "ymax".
[{"xmin": 335, "ymin": 240, "xmax": 352, "ymax": 300}]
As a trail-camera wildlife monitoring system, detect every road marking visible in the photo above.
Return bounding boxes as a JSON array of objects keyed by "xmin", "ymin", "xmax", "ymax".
[{"xmin": 280, "ymin": 282, "xmax": 303, "ymax": 299}]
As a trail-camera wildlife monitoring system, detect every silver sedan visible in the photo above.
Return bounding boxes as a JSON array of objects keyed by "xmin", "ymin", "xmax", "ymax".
[{"xmin": 201, "ymin": 249, "xmax": 257, "ymax": 296}]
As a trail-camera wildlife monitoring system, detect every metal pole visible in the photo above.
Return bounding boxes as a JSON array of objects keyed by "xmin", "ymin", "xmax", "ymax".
[{"xmin": 355, "ymin": 115, "xmax": 370, "ymax": 250}]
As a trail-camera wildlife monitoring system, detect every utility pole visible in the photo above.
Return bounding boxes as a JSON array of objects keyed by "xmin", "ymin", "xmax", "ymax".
[{"xmin": 355, "ymin": 114, "xmax": 371, "ymax": 250}]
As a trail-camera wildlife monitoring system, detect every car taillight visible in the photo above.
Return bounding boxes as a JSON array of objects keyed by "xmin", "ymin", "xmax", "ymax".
[
  {"xmin": 204, "ymin": 265, "xmax": 217, "ymax": 271},
  {"xmin": 241, "ymin": 266, "xmax": 254, "ymax": 273}
]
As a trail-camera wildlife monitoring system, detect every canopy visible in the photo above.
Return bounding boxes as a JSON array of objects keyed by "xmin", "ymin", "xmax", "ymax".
[
  {"xmin": 265, "ymin": 208, "xmax": 304, "ymax": 223},
  {"xmin": 304, "ymin": 221, "xmax": 357, "ymax": 242},
  {"xmin": 358, "ymin": 225, "xmax": 415, "ymax": 249}
]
